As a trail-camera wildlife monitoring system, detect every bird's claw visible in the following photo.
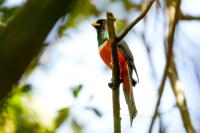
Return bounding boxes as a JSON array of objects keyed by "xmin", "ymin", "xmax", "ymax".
[
  {"xmin": 108, "ymin": 82, "xmax": 113, "ymax": 88},
  {"xmin": 108, "ymin": 79, "xmax": 123, "ymax": 89}
]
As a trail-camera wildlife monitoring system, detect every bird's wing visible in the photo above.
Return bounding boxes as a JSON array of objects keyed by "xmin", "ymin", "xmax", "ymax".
[
  {"xmin": 117, "ymin": 40, "xmax": 139, "ymax": 85},
  {"xmin": 117, "ymin": 40, "xmax": 133, "ymax": 63}
]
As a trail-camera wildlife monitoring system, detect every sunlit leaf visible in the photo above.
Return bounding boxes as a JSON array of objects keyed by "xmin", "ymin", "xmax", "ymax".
[
  {"xmin": 54, "ymin": 108, "xmax": 69, "ymax": 129},
  {"xmin": 0, "ymin": 90, "xmax": 51, "ymax": 133}
]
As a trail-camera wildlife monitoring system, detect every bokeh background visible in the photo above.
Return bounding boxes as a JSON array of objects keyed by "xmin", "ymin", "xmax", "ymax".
[{"xmin": 0, "ymin": 0, "xmax": 200, "ymax": 133}]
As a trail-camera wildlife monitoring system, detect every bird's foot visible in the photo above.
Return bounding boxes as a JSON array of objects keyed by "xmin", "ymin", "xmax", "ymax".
[
  {"xmin": 108, "ymin": 82, "xmax": 113, "ymax": 88},
  {"xmin": 108, "ymin": 79, "xmax": 123, "ymax": 89}
]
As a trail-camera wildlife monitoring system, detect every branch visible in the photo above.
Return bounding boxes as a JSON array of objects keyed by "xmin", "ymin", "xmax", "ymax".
[
  {"xmin": 167, "ymin": 0, "xmax": 195, "ymax": 132},
  {"xmin": 148, "ymin": 63, "xmax": 168, "ymax": 133},
  {"xmin": 149, "ymin": 0, "xmax": 180, "ymax": 132},
  {"xmin": 169, "ymin": 59, "xmax": 195, "ymax": 133},
  {"xmin": 107, "ymin": 12, "xmax": 121, "ymax": 133},
  {"xmin": 116, "ymin": 0, "xmax": 155, "ymax": 43},
  {"xmin": 179, "ymin": 13, "xmax": 200, "ymax": 21},
  {"xmin": 166, "ymin": 0, "xmax": 195, "ymax": 132}
]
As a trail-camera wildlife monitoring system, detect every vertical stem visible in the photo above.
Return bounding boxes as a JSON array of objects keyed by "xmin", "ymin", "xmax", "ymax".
[
  {"xmin": 112, "ymin": 87, "xmax": 121, "ymax": 133},
  {"xmin": 168, "ymin": 60, "xmax": 195, "ymax": 133},
  {"xmin": 107, "ymin": 12, "xmax": 121, "ymax": 133},
  {"xmin": 166, "ymin": 0, "xmax": 195, "ymax": 132}
]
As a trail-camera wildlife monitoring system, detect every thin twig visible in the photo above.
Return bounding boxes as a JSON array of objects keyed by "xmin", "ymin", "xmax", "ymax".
[
  {"xmin": 116, "ymin": 0, "xmax": 155, "ymax": 43},
  {"xmin": 148, "ymin": 64, "xmax": 168, "ymax": 133},
  {"xmin": 149, "ymin": 0, "xmax": 180, "ymax": 132},
  {"xmin": 179, "ymin": 13, "xmax": 200, "ymax": 21},
  {"xmin": 107, "ymin": 12, "xmax": 121, "ymax": 133}
]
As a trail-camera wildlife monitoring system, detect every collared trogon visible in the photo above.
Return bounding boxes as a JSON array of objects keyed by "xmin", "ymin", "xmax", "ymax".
[{"xmin": 92, "ymin": 19, "xmax": 139, "ymax": 125}]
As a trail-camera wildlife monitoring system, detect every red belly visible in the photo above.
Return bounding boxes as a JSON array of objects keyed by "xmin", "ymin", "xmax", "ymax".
[
  {"xmin": 99, "ymin": 41, "xmax": 112, "ymax": 68},
  {"xmin": 99, "ymin": 41, "xmax": 128, "ymax": 73},
  {"xmin": 99, "ymin": 41, "xmax": 131, "ymax": 92}
]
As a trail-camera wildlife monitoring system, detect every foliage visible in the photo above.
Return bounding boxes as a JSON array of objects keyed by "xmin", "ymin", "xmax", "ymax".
[
  {"xmin": 58, "ymin": 0, "xmax": 100, "ymax": 36},
  {"xmin": 53, "ymin": 108, "xmax": 69, "ymax": 129},
  {"xmin": 0, "ymin": 85, "xmax": 51, "ymax": 133},
  {"xmin": 0, "ymin": 84, "xmax": 84, "ymax": 133}
]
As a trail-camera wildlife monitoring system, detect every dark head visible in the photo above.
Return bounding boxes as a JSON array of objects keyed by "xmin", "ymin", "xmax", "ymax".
[
  {"xmin": 91, "ymin": 19, "xmax": 107, "ymax": 32},
  {"xmin": 92, "ymin": 19, "xmax": 108, "ymax": 46}
]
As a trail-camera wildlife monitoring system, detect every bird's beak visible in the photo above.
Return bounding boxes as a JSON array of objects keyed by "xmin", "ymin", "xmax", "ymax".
[{"xmin": 91, "ymin": 22, "xmax": 100, "ymax": 28}]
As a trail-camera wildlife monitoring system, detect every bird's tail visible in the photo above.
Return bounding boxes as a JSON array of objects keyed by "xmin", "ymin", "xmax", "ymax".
[{"xmin": 121, "ymin": 65, "xmax": 137, "ymax": 126}]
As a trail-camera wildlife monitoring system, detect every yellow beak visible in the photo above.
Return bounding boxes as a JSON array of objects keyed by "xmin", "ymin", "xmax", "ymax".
[{"xmin": 91, "ymin": 22, "xmax": 100, "ymax": 27}]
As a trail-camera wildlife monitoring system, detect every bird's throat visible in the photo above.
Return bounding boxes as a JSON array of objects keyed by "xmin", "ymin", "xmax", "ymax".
[{"xmin": 97, "ymin": 30, "xmax": 108, "ymax": 47}]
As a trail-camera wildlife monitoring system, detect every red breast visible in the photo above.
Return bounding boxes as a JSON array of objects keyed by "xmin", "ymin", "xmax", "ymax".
[{"xmin": 99, "ymin": 40, "xmax": 129, "ymax": 86}]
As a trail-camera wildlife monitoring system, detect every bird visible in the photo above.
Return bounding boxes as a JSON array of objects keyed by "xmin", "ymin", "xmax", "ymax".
[{"xmin": 92, "ymin": 19, "xmax": 139, "ymax": 125}]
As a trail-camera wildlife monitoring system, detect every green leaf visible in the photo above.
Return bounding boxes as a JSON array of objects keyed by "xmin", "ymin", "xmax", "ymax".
[
  {"xmin": 54, "ymin": 108, "xmax": 69, "ymax": 129},
  {"xmin": 20, "ymin": 84, "xmax": 32, "ymax": 93},
  {"xmin": 71, "ymin": 85, "xmax": 83, "ymax": 98}
]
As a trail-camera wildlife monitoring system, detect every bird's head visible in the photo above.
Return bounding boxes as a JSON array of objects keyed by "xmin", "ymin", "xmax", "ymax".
[
  {"xmin": 91, "ymin": 19, "xmax": 107, "ymax": 32},
  {"xmin": 92, "ymin": 19, "xmax": 108, "ymax": 46}
]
